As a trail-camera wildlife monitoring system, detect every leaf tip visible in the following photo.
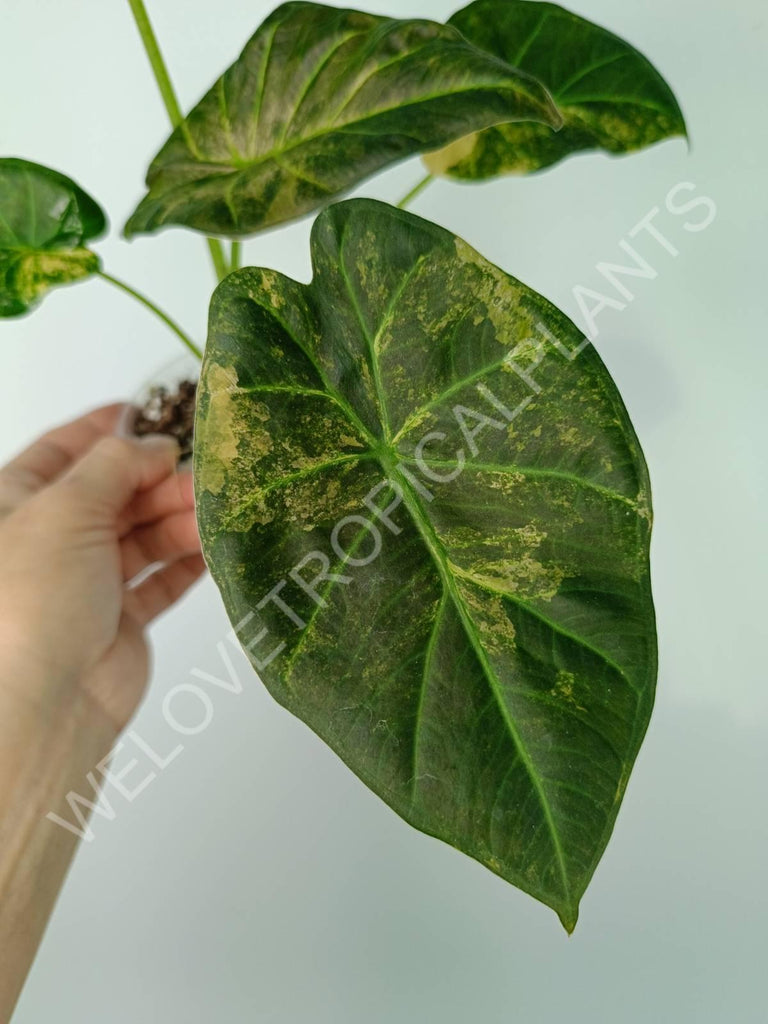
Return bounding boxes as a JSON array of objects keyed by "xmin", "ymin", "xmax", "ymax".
[
  {"xmin": 558, "ymin": 903, "xmax": 579, "ymax": 935},
  {"xmin": 123, "ymin": 196, "xmax": 156, "ymax": 240},
  {"xmin": 122, "ymin": 215, "xmax": 140, "ymax": 241}
]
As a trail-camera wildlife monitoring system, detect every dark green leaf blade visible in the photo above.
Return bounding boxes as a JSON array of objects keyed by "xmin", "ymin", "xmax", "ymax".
[
  {"xmin": 124, "ymin": 0, "xmax": 560, "ymax": 239},
  {"xmin": 0, "ymin": 158, "xmax": 106, "ymax": 317},
  {"xmin": 194, "ymin": 198, "xmax": 656, "ymax": 929},
  {"xmin": 425, "ymin": 0, "xmax": 686, "ymax": 179}
]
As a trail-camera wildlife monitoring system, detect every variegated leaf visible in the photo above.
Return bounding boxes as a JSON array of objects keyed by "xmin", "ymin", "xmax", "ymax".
[
  {"xmin": 425, "ymin": 0, "xmax": 686, "ymax": 179},
  {"xmin": 194, "ymin": 198, "xmax": 657, "ymax": 930},
  {"xmin": 0, "ymin": 158, "xmax": 106, "ymax": 317},
  {"xmin": 124, "ymin": 0, "xmax": 560, "ymax": 238}
]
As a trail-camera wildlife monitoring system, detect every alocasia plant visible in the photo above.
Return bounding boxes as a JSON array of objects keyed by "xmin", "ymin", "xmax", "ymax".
[{"xmin": 1, "ymin": 0, "xmax": 685, "ymax": 929}]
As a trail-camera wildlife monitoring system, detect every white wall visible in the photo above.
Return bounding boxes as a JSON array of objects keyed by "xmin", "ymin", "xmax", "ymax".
[{"xmin": 2, "ymin": 1, "xmax": 766, "ymax": 1020}]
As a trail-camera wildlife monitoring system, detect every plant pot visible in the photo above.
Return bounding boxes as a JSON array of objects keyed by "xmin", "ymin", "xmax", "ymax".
[{"xmin": 118, "ymin": 352, "xmax": 201, "ymax": 462}]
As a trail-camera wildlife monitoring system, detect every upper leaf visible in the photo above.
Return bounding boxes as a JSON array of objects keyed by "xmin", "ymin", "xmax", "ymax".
[
  {"xmin": 194, "ymin": 198, "xmax": 657, "ymax": 930},
  {"xmin": 0, "ymin": 158, "xmax": 106, "ymax": 317},
  {"xmin": 124, "ymin": 0, "xmax": 560, "ymax": 239},
  {"xmin": 425, "ymin": 0, "xmax": 686, "ymax": 179}
]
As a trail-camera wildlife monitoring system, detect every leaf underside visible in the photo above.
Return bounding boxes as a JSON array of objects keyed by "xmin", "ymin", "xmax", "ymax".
[
  {"xmin": 0, "ymin": 158, "xmax": 106, "ymax": 317},
  {"xmin": 194, "ymin": 198, "xmax": 657, "ymax": 930},
  {"xmin": 124, "ymin": 0, "xmax": 560, "ymax": 239},
  {"xmin": 425, "ymin": 0, "xmax": 686, "ymax": 179}
]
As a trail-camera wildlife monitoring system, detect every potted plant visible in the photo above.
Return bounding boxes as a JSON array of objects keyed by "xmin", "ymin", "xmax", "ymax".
[{"xmin": 0, "ymin": 0, "xmax": 685, "ymax": 931}]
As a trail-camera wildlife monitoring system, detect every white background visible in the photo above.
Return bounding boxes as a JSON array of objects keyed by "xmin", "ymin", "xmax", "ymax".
[{"xmin": 2, "ymin": 0, "xmax": 766, "ymax": 1020}]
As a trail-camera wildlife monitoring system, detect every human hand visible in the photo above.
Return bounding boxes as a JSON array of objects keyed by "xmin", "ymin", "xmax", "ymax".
[{"xmin": 0, "ymin": 404, "xmax": 205, "ymax": 737}]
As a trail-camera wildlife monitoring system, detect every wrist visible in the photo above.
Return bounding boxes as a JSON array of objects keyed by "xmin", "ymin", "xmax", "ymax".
[
  {"xmin": 0, "ymin": 616, "xmax": 80, "ymax": 709},
  {"xmin": 0, "ymin": 633, "xmax": 118, "ymax": 751}
]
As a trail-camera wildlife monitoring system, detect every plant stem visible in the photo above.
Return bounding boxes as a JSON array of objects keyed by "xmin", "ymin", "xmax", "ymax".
[
  {"xmin": 397, "ymin": 172, "xmax": 435, "ymax": 209},
  {"xmin": 207, "ymin": 238, "xmax": 229, "ymax": 281},
  {"xmin": 98, "ymin": 271, "xmax": 202, "ymax": 360},
  {"xmin": 126, "ymin": 0, "xmax": 229, "ymax": 282},
  {"xmin": 126, "ymin": 0, "xmax": 183, "ymax": 125},
  {"xmin": 230, "ymin": 241, "xmax": 242, "ymax": 273}
]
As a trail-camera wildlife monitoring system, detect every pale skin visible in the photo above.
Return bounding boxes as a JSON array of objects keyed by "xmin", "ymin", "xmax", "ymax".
[{"xmin": 0, "ymin": 404, "xmax": 205, "ymax": 1020}]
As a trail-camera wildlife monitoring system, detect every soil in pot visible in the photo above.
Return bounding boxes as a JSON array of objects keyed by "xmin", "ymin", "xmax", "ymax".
[{"xmin": 132, "ymin": 378, "xmax": 197, "ymax": 460}]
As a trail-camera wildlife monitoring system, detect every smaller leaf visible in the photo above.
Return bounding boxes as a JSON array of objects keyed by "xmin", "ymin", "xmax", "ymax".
[
  {"xmin": 124, "ymin": 0, "xmax": 561, "ymax": 239},
  {"xmin": 425, "ymin": 0, "xmax": 686, "ymax": 179},
  {"xmin": 0, "ymin": 158, "xmax": 106, "ymax": 317}
]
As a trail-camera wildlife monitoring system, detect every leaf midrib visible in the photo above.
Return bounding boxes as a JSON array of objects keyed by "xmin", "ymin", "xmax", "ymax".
[
  {"xmin": 149, "ymin": 80, "xmax": 553, "ymax": 182},
  {"xmin": 384, "ymin": 448, "xmax": 573, "ymax": 905},
  {"xmin": 338, "ymin": 228, "xmax": 393, "ymax": 440}
]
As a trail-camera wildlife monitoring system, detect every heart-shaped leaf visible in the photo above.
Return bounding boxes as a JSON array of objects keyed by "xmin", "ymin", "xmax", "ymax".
[
  {"xmin": 425, "ymin": 0, "xmax": 686, "ymax": 179},
  {"xmin": 194, "ymin": 198, "xmax": 656, "ymax": 929},
  {"xmin": 0, "ymin": 158, "xmax": 106, "ymax": 317},
  {"xmin": 124, "ymin": 0, "xmax": 560, "ymax": 239}
]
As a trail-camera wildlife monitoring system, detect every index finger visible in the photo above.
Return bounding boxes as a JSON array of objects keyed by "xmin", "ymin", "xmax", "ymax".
[{"xmin": 0, "ymin": 403, "xmax": 127, "ymax": 497}]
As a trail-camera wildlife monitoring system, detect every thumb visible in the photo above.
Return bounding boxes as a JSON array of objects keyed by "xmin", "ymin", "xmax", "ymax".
[{"xmin": 56, "ymin": 435, "xmax": 181, "ymax": 517}]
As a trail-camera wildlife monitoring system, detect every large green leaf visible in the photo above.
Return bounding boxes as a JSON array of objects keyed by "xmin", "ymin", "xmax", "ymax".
[
  {"xmin": 425, "ymin": 0, "xmax": 686, "ymax": 179},
  {"xmin": 124, "ymin": 1, "xmax": 560, "ymax": 239},
  {"xmin": 0, "ymin": 158, "xmax": 106, "ymax": 317},
  {"xmin": 194, "ymin": 198, "xmax": 656, "ymax": 929}
]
